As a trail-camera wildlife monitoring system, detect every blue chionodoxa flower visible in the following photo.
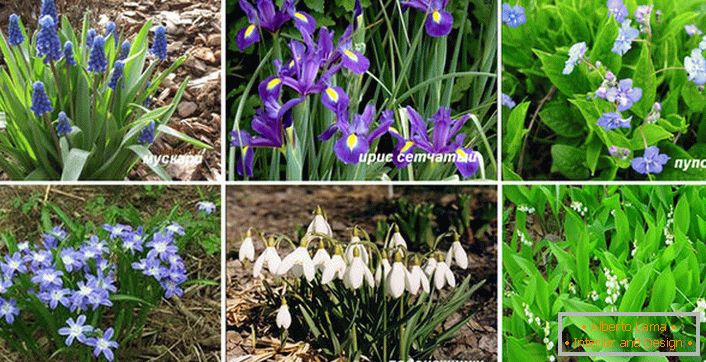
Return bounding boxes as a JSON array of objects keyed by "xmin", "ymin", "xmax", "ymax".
[
  {"xmin": 56, "ymin": 112, "xmax": 73, "ymax": 136},
  {"xmin": 36, "ymin": 15, "xmax": 62, "ymax": 63},
  {"xmin": 63, "ymin": 41, "xmax": 77, "ymax": 66},
  {"xmin": 563, "ymin": 42, "xmax": 587, "ymax": 75},
  {"xmin": 7, "ymin": 14, "xmax": 24, "ymax": 46},
  {"xmin": 0, "ymin": 298, "xmax": 20, "ymax": 324},
  {"xmin": 138, "ymin": 121, "xmax": 156, "ymax": 144},
  {"xmin": 58, "ymin": 315, "xmax": 93, "ymax": 346},
  {"xmin": 631, "ymin": 146, "xmax": 669, "ymax": 175},
  {"xmin": 501, "ymin": 3, "xmax": 526, "ymax": 28},
  {"xmin": 151, "ymin": 25, "xmax": 168, "ymax": 61},
  {"xmin": 612, "ymin": 20, "xmax": 639, "ymax": 56},
  {"xmin": 319, "ymin": 104, "xmax": 393, "ymax": 164},
  {"xmin": 30, "ymin": 81, "xmax": 53, "ymax": 118},
  {"xmin": 197, "ymin": 201, "xmax": 217, "ymax": 214},
  {"xmin": 85, "ymin": 328, "xmax": 119, "ymax": 361},
  {"xmin": 597, "ymin": 112, "xmax": 631, "ymax": 131},
  {"xmin": 685, "ymin": 48, "xmax": 706, "ymax": 86},
  {"xmin": 236, "ymin": 0, "xmax": 299, "ymax": 51},
  {"xmin": 401, "ymin": 0, "xmax": 454, "ymax": 37},
  {"xmin": 87, "ymin": 36, "xmax": 108, "ymax": 73},
  {"xmin": 605, "ymin": 78, "xmax": 642, "ymax": 112},
  {"xmin": 501, "ymin": 93, "xmax": 516, "ymax": 109},
  {"xmin": 607, "ymin": 0, "xmax": 627, "ymax": 23}
]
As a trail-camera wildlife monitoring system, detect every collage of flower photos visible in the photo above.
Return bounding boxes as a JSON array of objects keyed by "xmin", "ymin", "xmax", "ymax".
[{"xmin": 0, "ymin": 0, "xmax": 705, "ymax": 361}]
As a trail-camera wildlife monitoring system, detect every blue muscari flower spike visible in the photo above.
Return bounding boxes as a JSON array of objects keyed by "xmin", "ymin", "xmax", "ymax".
[
  {"xmin": 8, "ymin": 14, "xmax": 24, "ymax": 46},
  {"xmin": 118, "ymin": 40, "xmax": 131, "ymax": 61},
  {"xmin": 63, "ymin": 41, "xmax": 76, "ymax": 66},
  {"xmin": 40, "ymin": 0, "xmax": 58, "ymax": 25},
  {"xmin": 108, "ymin": 61, "xmax": 124, "ymax": 90},
  {"xmin": 150, "ymin": 26, "xmax": 168, "ymax": 61},
  {"xmin": 56, "ymin": 112, "xmax": 72, "ymax": 136},
  {"xmin": 138, "ymin": 121, "xmax": 156, "ymax": 144},
  {"xmin": 36, "ymin": 16, "xmax": 62, "ymax": 64},
  {"xmin": 30, "ymin": 81, "xmax": 53, "ymax": 118},
  {"xmin": 87, "ymin": 36, "xmax": 108, "ymax": 73},
  {"xmin": 105, "ymin": 21, "xmax": 117, "ymax": 38},
  {"xmin": 86, "ymin": 29, "xmax": 97, "ymax": 49}
]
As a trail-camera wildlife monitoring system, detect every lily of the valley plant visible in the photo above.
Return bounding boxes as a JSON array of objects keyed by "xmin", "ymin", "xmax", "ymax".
[
  {"xmin": 0, "ymin": 0, "xmax": 211, "ymax": 180},
  {"xmin": 238, "ymin": 206, "xmax": 484, "ymax": 360}
]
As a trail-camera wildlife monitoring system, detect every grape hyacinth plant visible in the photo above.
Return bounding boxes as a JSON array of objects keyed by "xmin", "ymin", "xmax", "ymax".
[
  {"xmin": 236, "ymin": 206, "xmax": 485, "ymax": 360},
  {"xmin": 0, "ymin": 220, "xmax": 191, "ymax": 360},
  {"xmin": 0, "ymin": 1, "xmax": 212, "ymax": 180},
  {"xmin": 502, "ymin": 0, "xmax": 706, "ymax": 180},
  {"xmin": 228, "ymin": 0, "xmax": 497, "ymax": 181}
]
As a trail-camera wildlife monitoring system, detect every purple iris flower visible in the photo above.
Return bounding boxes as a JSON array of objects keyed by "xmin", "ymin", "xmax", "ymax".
[
  {"xmin": 282, "ymin": 39, "xmax": 329, "ymax": 96},
  {"xmin": 631, "ymin": 146, "xmax": 669, "ymax": 175},
  {"xmin": 236, "ymin": 0, "xmax": 296, "ymax": 51},
  {"xmin": 58, "ymin": 315, "xmax": 93, "ymax": 346},
  {"xmin": 597, "ymin": 112, "xmax": 631, "ymax": 131},
  {"xmin": 85, "ymin": 328, "xmax": 119, "ymax": 361},
  {"xmin": 252, "ymin": 76, "xmax": 305, "ymax": 147},
  {"xmin": 605, "ymin": 79, "xmax": 642, "ymax": 112},
  {"xmin": 320, "ymin": 105, "xmax": 392, "ymax": 164},
  {"xmin": 454, "ymin": 147, "xmax": 481, "ymax": 178},
  {"xmin": 321, "ymin": 86, "xmax": 350, "ymax": 115},
  {"xmin": 317, "ymin": 26, "xmax": 370, "ymax": 75},
  {"xmin": 402, "ymin": 0, "xmax": 453, "ymax": 37},
  {"xmin": 0, "ymin": 298, "xmax": 19, "ymax": 324},
  {"xmin": 607, "ymin": 0, "xmax": 628, "ymax": 23},
  {"xmin": 230, "ymin": 130, "xmax": 255, "ymax": 177}
]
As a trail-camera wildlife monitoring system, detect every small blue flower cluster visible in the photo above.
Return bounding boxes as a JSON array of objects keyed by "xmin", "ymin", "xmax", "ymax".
[{"xmin": 0, "ymin": 222, "xmax": 189, "ymax": 361}]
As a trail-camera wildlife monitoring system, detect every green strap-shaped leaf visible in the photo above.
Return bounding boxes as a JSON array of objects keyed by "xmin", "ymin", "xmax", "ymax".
[{"xmin": 60, "ymin": 148, "xmax": 90, "ymax": 181}]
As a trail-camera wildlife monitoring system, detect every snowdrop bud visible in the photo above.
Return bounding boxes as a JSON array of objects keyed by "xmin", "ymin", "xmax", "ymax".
[
  {"xmin": 306, "ymin": 206, "xmax": 333, "ymax": 237},
  {"xmin": 375, "ymin": 250, "xmax": 391, "ymax": 285},
  {"xmin": 276, "ymin": 300, "xmax": 291, "ymax": 329},
  {"xmin": 344, "ymin": 247, "xmax": 374, "ymax": 290},
  {"xmin": 386, "ymin": 252, "xmax": 407, "ymax": 298},
  {"xmin": 388, "ymin": 224, "xmax": 408, "ymax": 249},
  {"xmin": 321, "ymin": 245, "xmax": 346, "ymax": 284},
  {"xmin": 312, "ymin": 243, "xmax": 331, "ymax": 272},
  {"xmin": 253, "ymin": 237, "xmax": 281, "ymax": 278},
  {"xmin": 445, "ymin": 233, "xmax": 468, "ymax": 269},
  {"xmin": 239, "ymin": 229, "xmax": 255, "ymax": 262}
]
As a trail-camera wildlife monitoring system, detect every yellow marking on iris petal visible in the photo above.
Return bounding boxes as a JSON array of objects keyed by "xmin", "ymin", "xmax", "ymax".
[
  {"xmin": 245, "ymin": 24, "xmax": 256, "ymax": 38},
  {"xmin": 455, "ymin": 148, "xmax": 468, "ymax": 160},
  {"xmin": 325, "ymin": 88, "xmax": 339, "ymax": 102},
  {"xmin": 400, "ymin": 140, "xmax": 414, "ymax": 153},
  {"xmin": 267, "ymin": 78, "xmax": 281, "ymax": 90},
  {"xmin": 389, "ymin": 127, "xmax": 400, "ymax": 135},
  {"xmin": 243, "ymin": 146, "xmax": 250, "ymax": 153},
  {"xmin": 346, "ymin": 134, "xmax": 358, "ymax": 150},
  {"xmin": 294, "ymin": 12, "xmax": 308, "ymax": 22},
  {"xmin": 344, "ymin": 49, "xmax": 359, "ymax": 62},
  {"xmin": 432, "ymin": 11, "xmax": 441, "ymax": 23},
  {"xmin": 289, "ymin": 60, "xmax": 295, "ymax": 67}
]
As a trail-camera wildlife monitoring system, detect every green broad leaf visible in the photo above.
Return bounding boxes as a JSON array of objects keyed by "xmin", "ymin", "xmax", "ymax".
[
  {"xmin": 539, "ymin": 100, "xmax": 586, "ymax": 138},
  {"xmin": 632, "ymin": 44, "xmax": 657, "ymax": 119},
  {"xmin": 586, "ymin": 135, "xmax": 602, "ymax": 176},
  {"xmin": 648, "ymin": 267, "xmax": 675, "ymax": 312},
  {"xmin": 590, "ymin": 18, "xmax": 622, "ymax": 74},
  {"xmin": 673, "ymin": 196, "xmax": 690, "ymax": 235},
  {"xmin": 618, "ymin": 263, "xmax": 652, "ymax": 312},
  {"xmin": 303, "ymin": 0, "xmax": 324, "ymax": 12},
  {"xmin": 505, "ymin": 337, "xmax": 547, "ymax": 361},
  {"xmin": 502, "ymin": 101, "xmax": 530, "ymax": 164},
  {"xmin": 128, "ymin": 145, "xmax": 171, "ymax": 181},
  {"xmin": 60, "ymin": 149, "xmax": 91, "ymax": 181},
  {"xmin": 681, "ymin": 83, "xmax": 706, "ymax": 112},
  {"xmin": 534, "ymin": 49, "xmax": 590, "ymax": 97},
  {"xmin": 551, "ymin": 144, "xmax": 589, "ymax": 179},
  {"xmin": 556, "ymin": 3, "xmax": 590, "ymax": 43},
  {"xmin": 630, "ymin": 124, "xmax": 672, "ymax": 150},
  {"xmin": 156, "ymin": 125, "xmax": 212, "ymax": 149}
]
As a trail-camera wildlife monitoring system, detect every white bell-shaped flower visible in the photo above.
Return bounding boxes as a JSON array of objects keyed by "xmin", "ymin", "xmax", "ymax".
[
  {"xmin": 344, "ymin": 234, "xmax": 369, "ymax": 265},
  {"xmin": 423, "ymin": 257, "xmax": 437, "ymax": 278},
  {"xmin": 445, "ymin": 237, "xmax": 468, "ymax": 269},
  {"xmin": 387, "ymin": 225, "xmax": 407, "ymax": 249},
  {"xmin": 253, "ymin": 238, "xmax": 281, "ymax": 277},
  {"xmin": 321, "ymin": 246, "xmax": 347, "ymax": 284},
  {"xmin": 432, "ymin": 256, "xmax": 456, "ymax": 290},
  {"xmin": 276, "ymin": 301, "xmax": 291, "ymax": 329},
  {"xmin": 374, "ymin": 253, "xmax": 391, "ymax": 285},
  {"xmin": 306, "ymin": 206, "xmax": 333, "ymax": 237},
  {"xmin": 343, "ymin": 247, "xmax": 374, "ymax": 290},
  {"xmin": 277, "ymin": 242, "xmax": 315, "ymax": 282},
  {"xmin": 312, "ymin": 244, "xmax": 331, "ymax": 272},
  {"xmin": 405, "ymin": 263, "xmax": 430, "ymax": 295},
  {"xmin": 386, "ymin": 253, "xmax": 407, "ymax": 299},
  {"xmin": 239, "ymin": 229, "xmax": 255, "ymax": 262}
]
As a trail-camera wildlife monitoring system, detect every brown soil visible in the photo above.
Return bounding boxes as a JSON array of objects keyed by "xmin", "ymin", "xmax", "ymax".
[
  {"xmin": 0, "ymin": 186, "xmax": 221, "ymax": 361},
  {"xmin": 0, "ymin": 0, "xmax": 221, "ymax": 181},
  {"xmin": 225, "ymin": 185, "xmax": 498, "ymax": 361}
]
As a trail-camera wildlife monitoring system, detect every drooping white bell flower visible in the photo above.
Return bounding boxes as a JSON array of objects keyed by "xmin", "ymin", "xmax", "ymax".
[
  {"xmin": 344, "ymin": 234, "xmax": 369, "ymax": 265},
  {"xmin": 423, "ymin": 257, "xmax": 437, "ymax": 278},
  {"xmin": 239, "ymin": 229, "xmax": 255, "ymax": 262},
  {"xmin": 276, "ymin": 301, "xmax": 291, "ymax": 329},
  {"xmin": 306, "ymin": 206, "xmax": 333, "ymax": 237},
  {"xmin": 277, "ymin": 241, "xmax": 315, "ymax": 282},
  {"xmin": 343, "ymin": 247, "xmax": 374, "ymax": 290},
  {"xmin": 445, "ymin": 235, "xmax": 468, "ymax": 269},
  {"xmin": 386, "ymin": 253, "xmax": 407, "ymax": 299},
  {"xmin": 406, "ymin": 262, "xmax": 430, "ymax": 295},
  {"xmin": 387, "ymin": 225, "xmax": 407, "ymax": 249},
  {"xmin": 432, "ymin": 255, "xmax": 456, "ymax": 290},
  {"xmin": 253, "ymin": 237, "xmax": 281, "ymax": 278},
  {"xmin": 374, "ymin": 252, "xmax": 391, "ymax": 285},
  {"xmin": 312, "ymin": 244, "xmax": 331, "ymax": 272},
  {"xmin": 321, "ymin": 246, "xmax": 347, "ymax": 284}
]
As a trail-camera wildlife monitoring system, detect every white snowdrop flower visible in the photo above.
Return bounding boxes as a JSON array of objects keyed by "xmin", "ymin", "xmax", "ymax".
[
  {"xmin": 423, "ymin": 257, "xmax": 437, "ymax": 278},
  {"xmin": 387, "ymin": 253, "xmax": 407, "ymax": 298},
  {"xmin": 388, "ymin": 226, "xmax": 408, "ymax": 249},
  {"xmin": 239, "ymin": 229, "xmax": 255, "ymax": 262},
  {"xmin": 405, "ymin": 259, "xmax": 430, "ymax": 295},
  {"xmin": 306, "ymin": 206, "xmax": 333, "ymax": 237},
  {"xmin": 517, "ymin": 205, "xmax": 535, "ymax": 214},
  {"xmin": 432, "ymin": 255, "xmax": 455, "ymax": 290},
  {"xmin": 312, "ymin": 244, "xmax": 331, "ymax": 272},
  {"xmin": 343, "ymin": 247, "xmax": 374, "ymax": 290},
  {"xmin": 276, "ymin": 301, "xmax": 291, "ymax": 329},
  {"xmin": 277, "ymin": 242, "xmax": 315, "ymax": 282},
  {"xmin": 253, "ymin": 237, "xmax": 281, "ymax": 278},
  {"xmin": 374, "ymin": 252, "xmax": 391, "ymax": 285},
  {"xmin": 321, "ymin": 246, "xmax": 347, "ymax": 284},
  {"xmin": 344, "ymin": 234, "xmax": 369, "ymax": 265},
  {"xmin": 445, "ymin": 234, "xmax": 468, "ymax": 269}
]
